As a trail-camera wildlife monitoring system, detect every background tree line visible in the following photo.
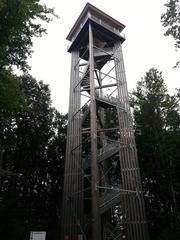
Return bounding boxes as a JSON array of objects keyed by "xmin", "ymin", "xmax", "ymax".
[
  {"xmin": 131, "ymin": 68, "xmax": 180, "ymax": 239},
  {"xmin": 0, "ymin": 1, "xmax": 66, "ymax": 239},
  {"xmin": 0, "ymin": 0, "xmax": 179, "ymax": 240}
]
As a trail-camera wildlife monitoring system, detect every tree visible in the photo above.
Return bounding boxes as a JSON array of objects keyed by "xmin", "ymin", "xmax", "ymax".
[
  {"xmin": 161, "ymin": 0, "xmax": 180, "ymax": 48},
  {"xmin": 0, "ymin": 69, "xmax": 26, "ymax": 179},
  {"xmin": 0, "ymin": 75, "xmax": 67, "ymax": 240},
  {"xmin": 0, "ymin": 0, "xmax": 56, "ymax": 71},
  {"xmin": 132, "ymin": 68, "xmax": 180, "ymax": 239},
  {"xmin": 161, "ymin": 0, "xmax": 180, "ymax": 66},
  {"xmin": 0, "ymin": 1, "xmax": 67, "ymax": 239},
  {"xmin": 0, "ymin": 0, "xmax": 56, "ymax": 175}
]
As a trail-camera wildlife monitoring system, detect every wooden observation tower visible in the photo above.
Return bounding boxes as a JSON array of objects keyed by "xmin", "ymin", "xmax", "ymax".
[{"xmin": 61, "ymin": 3, "xmax": 149, "ymax": 240}]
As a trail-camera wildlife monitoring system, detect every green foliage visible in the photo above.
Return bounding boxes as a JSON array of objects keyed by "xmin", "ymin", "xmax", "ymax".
[
  {"xmin": 0, "ymin": 169, "xmax": 16, "ymax": 177},
  {"xmin": 0, "ymin": 69, "xmax": 25, "ymax": 115},
  {"xmin": 0, "ymin": 69, "xmax": 26, "ymax": 179},
  {"xmin": 0, "ymin": 0, "xmax": 57, "ymax": 177},
  {"xmin": 0, "ymin": 1, "xmax": 66, "ymax": 239},
  {"xmin": 161, "ymin": 0, "xmax": 180, "ymax": 48},
  {"xmin": 161, "ymin": 0, "xmax": 180, "ymax": 66},
  {"xmin": 0, "ymin": 0, "xmax": 56, "ymax": 71},
  {"xmin": 0, "ymin": 75, "xmax": 67, "ymax": 240},
  {"xmin": 132, "ymin": 68, "xmax": 180, "ymax": 239}
]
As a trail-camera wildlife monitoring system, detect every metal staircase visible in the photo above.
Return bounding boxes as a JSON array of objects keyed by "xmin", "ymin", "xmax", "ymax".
[
  {"xmin": 103, "ymin": 224, "xmax": 123, "ymax": 240},
  {"xmin": 80, "ymin": 63, "xmax": 90, "ymax": 92},
  {"xmin": 96, "ymin": 94, "xmax": 117, "ymax": 108},
  {"xmin": 98, "ymin": 141, "xmax": 119, "ymax": 163},
  {"xmin": 99, "ymin": 187, "xmax": 122, "ymax": 214},
  {"xmin": 81, "ymin": 103, "xmax": 90, "ymax": 125}
]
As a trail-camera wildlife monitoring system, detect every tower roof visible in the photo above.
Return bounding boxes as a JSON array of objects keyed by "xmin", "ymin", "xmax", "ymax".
[{"xmin": 66, "ymin": 3, "xmax": 125, "ymax": 41}]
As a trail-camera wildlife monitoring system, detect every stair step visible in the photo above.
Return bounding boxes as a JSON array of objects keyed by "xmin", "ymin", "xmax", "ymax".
[
  {"xmin": 82, "ymin": 105, "xmax": 90, "ymax": 125},
  {"xmin": 81, "ymin": 63, "xmax": 90, "ymax": 87},
  {"xmin": 104, "ymin": 225, "xmax": 123, "ymax": 240},
  {"xmin": 100, "ymin": 187, "xmax": 122, "ymax": 214},
  {"xmin": 96, "ymin": 95, "xmax": 117, "ymax": 108},
  {"xmin": 98, "ymin": 144, "xmax": 119, "ymax": 163},
  {"xmin": 95, "ymin": 94, "xmax": 126, "ymax": 111},
  {"xmin": 93, "ymin": 47, "xmax": 113, "ymax": 58}
]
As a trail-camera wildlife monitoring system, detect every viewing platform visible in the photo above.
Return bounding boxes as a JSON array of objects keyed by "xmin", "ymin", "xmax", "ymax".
[{"xmin": 66, "ymin": 3, "xmax": 126, "ymax": 54}]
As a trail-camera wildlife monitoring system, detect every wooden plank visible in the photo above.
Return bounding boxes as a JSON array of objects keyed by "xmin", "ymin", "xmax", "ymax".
[
  {"xmin": 89, "ymin": 23, "xmax": 101, "ymax": 240},
  {"xmin": 114, "ymin": 41, "xmax": 149, "ymax": 240},
  {"xmin": 61, "ymin": 50, "xmax": 83, "ymax": 240}
]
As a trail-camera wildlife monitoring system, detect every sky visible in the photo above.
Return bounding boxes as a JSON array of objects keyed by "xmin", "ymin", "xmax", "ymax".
[{"xmin": 29, "ymin": 0, "xmax": 179, "ymax": 114}]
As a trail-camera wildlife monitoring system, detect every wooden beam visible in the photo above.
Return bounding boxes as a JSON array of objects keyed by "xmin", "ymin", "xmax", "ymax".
[
  {"xmin": 81, "ymin": 83, "xmax": 117, "ymax": 92},
  {"xmin": 89, "ymin": 23, "xmax": 101, "ymax": 240}
]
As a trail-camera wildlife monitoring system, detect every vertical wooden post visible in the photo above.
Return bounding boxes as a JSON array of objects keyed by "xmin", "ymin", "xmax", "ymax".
[
  {"xmin": 114, "ymin": 41, "xmax": 149, "ymax": 240},
  {"xmin": 61, "ymin": 50, "xmax": 83, "ymax": 240},
  {"xmin": 89, "ymin": 23, "xmax": 101, "ymax": 240}
]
